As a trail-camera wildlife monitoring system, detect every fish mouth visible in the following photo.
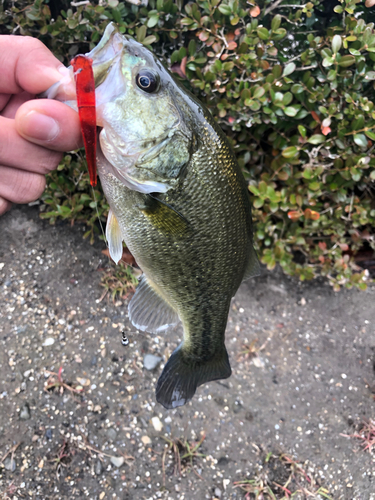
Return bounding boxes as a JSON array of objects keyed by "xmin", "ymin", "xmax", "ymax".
[{"xmin": 39, "ymin": 23, "xmax": 131, "ymax": 112}]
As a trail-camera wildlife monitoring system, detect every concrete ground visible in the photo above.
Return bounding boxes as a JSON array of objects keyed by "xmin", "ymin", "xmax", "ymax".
[{"xmin": 0, "ymin": 206, "xmax": 374, "ymax": 499}]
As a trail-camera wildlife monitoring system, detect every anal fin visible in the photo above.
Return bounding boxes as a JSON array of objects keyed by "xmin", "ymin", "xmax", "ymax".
[
  {"xmin": 128, "ymin": 275, "xmax": 179, "ymax": 333},
  {"xmin": 156, "ymin": 345, "xmax": 232, "ymax": 409}
]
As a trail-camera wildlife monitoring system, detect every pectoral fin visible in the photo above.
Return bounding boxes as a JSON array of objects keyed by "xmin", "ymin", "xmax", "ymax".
[
  {"xmin": 128, "ymin": 275, "xmax": 180, "ymax": 333},
  {"xmin": 105, "ymin": 208, "xmax": 123, "ymax": 264},
  {"xmin": 138, "ymin": 194, "xmax": 189, "ymax": 236}
]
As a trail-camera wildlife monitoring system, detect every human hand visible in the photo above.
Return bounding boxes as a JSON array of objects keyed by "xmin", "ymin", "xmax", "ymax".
[{"xmin": 0, "ymin": 35, "xmax": 82, "ymax": 215}]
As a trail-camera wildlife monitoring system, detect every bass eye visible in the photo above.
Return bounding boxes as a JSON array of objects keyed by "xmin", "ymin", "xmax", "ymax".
[{"xmin": 135, "ymin": 70, "xmax": 159, "ymax": 93}]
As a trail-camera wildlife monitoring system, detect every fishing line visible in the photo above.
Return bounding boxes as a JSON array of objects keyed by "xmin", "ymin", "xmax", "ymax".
[{"xmin": 90, "ymin": 181, "xmax": 108, "ymax": 249}]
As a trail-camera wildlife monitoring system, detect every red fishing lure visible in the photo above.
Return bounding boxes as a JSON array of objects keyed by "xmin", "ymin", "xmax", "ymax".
[{"xmin": 71, "ymin": 55, "xmax": 97, "ymax": 187}]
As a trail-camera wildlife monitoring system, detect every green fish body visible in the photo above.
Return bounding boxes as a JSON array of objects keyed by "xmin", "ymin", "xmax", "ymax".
[{"xmin": 47, "ymin": 23, "xmax": 259, "ymax": 408}]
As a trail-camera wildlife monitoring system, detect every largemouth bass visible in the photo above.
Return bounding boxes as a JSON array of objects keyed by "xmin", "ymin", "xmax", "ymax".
[{"xmin": 46, "ymin": 23, "xmax": 259, "ymax": 409}]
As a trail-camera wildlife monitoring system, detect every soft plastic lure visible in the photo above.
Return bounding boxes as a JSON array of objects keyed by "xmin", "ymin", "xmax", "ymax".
[{"xmin": 71, "ymin": 55, "xmax": 97, "ymax": 187}]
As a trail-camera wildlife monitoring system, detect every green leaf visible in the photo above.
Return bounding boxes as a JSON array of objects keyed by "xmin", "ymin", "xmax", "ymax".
[
  {"xmin": 253, "ymin": 86, "xmax": 265, "ymax": 99},
  {"xmin": 272, "ymin": 28, "xmax": 287, "ymax": 40},
  {"xmin": 188, "ymin": 39, "xmax": 196, "ymax": 56},
  {"xmin": 308, "ymin": 182, "xmax": 320, "ymax": 191},
  {"xmin": 283, "ymin": 62, "xmax": 296, "ymax": 77},
  {"xmin": 137, "ymin": 25, "xmax": 147, "ymax": 42},
  {"xmin": 338, "ymin": 55, "xmax": 356, "ymax": 67},
  {"xmin": 284, "ymin": 106, "xmax": 298, "ymax": 117},
  {"xmin": 282, "ymin": 146, "xmax": 299, "ymax": 158},
  {"xmin": 303, "ymin": 168, "xmax": 313, "ymax": 179},
  {"xmin": 142, "ymin": 35, "xmax": 157, "ymax": 45},
  {"xmin": 248, "ymin": 185, "xmax": 260, "ymax": 196},
  {"xmin": 332, "ymin": 35, "xmax": 342, "ymax": 54},
  {"xmin": 365, "ymin": 130, "xmax": 375, "ymax": 140},
  {"xmin": 218, "ymin": 4, "xmax": 232, "ymax": 15},
  {"xmin": 271, "ymin": 14, "xmax": 281, "ymax": 31},
  {"xmin": 298, "ymin": 125, "xmax": 307, "ymax": 138},
  {"xmin": 250, "ymin": 100, "xmax": 261, "ymax": 111},
  {"xmin": 181, "ymin": 17, "xmax": 195, "ymax": 25},
  {"xmin": 272, "ymin": 66, "xmax": 282, "ymax": 79},
  {"xmin": 308, "ymin": 134, "xmax": 325, "ymax": 145},
  {"xmin": 147, "ymin": 15, "xmax": 159, "ymax": 28},
  {"xmin": 254, "ymin": 198, "xmax": 264, "ymax": 208},
  {"xmin": 282, "ymin": 92, "xmax": 293, "ymax": 106},
  {"xmin": 353, "ymin": 134, "xmax": 368, "ymax": 148},
  {"xmin": 322, "ymin": 56, "xmax": 334, "ymax": 67},
  {"xmin": 257, "ymin": 27, "xmax": 269, "ymax": 41},
  {"xmin": 270, "ymin": 202, "xmax": 279, "ymax": 213},
  {"xmin": 327, "ymin": 69, "xmax": 337, "ymax": 81},
  {"xmin": 259, "ymin": 181, "xmax": 267, "ymax": 194}
]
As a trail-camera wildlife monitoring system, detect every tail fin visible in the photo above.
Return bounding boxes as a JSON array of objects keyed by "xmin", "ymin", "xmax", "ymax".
[{"xmin": 156, "ymin": 345, "xmax": 232, "ymax": 409}]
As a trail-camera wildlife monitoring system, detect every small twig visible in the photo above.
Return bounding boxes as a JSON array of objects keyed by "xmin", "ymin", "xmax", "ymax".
[
  {"xmin": 278, "ymin": 13, "xmax": 300, "ymax": 26},
  {"xmin": 71, "ymin": 1, "xmax": 90, "ymax": 7},
  {"xmin": 293, "ymin": 30, "xmax": 319, "ymax": 35},
  {"xmin": 44, "ymin": 368, "xmax": 83, "ymax": 395},
  {"xmin": 275, "ymin": 3, "xmax": 308, "ymax": 7},
  {"xmin": 273, "ymin": 481, "xmax": 292, "ymax": 496},
  {"xmin": 97, "ymin": 288, "xmax": 108, "ymax": 303},
  {"xmin": 123, "ymin": 0, "xmax": 144, "ymax": 4},
  {"xmin": 264, "ymin": 0, "xmax": 284, "ymax": 16},
  {"xmin": 348, "ymin": 193, "xmax": 354, "ymax": 221},
  {"xmin": 132, "ymin": 359, "xmax": 143, "ymax": 375},
  {"xmin": 344, "ymin": 125, "xmax": 375, "ymax": 136},
  {"xmin": 295, "ymin": 64, "xmax": 318, "ymax": 71},
  {"xmin": 0, "ymin": 442, "xmax": 22, "ymax": 464}
]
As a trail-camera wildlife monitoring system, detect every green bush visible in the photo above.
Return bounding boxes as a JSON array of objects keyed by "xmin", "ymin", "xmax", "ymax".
[{"xmin": 1, "ymin": 0, "xmax": 375, "ymax": 290}]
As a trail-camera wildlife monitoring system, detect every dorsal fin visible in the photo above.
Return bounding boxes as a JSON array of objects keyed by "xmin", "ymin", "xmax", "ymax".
[
  {"xmin": 128, "ymin": 275, "xmax": 180, "ymax": 333},
  {"xmin": 242, "ymin": 191, "xmax": 261, "ymax": 281},
  {"xmin": 243, "ymin": 245, "xmax": 261, "ymax": 280}
]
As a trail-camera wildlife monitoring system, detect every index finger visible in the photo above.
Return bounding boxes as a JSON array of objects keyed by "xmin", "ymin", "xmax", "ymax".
[{"xmin": 0, "ymin": 35, "xmax": 65, "ymax": 95}]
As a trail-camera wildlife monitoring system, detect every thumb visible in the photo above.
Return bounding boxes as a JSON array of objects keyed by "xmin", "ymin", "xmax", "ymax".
[{"xmin": 15, "ymin": 99, "xmax": 83, "ymax": 152}]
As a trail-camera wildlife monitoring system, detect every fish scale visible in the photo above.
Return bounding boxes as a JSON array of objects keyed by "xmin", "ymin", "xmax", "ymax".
[
  {"xmin": 98, "ymin": 114, "xmax": 256, "ymax": 405},
  {"xmin": 46, "ymin": 22, "xmax": 259, "ymax": 409}
]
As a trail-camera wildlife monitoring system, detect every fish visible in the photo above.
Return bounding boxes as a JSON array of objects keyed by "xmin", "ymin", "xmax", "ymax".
[{"xmin": 44, "ymin": 22, "xmax": 260, "ymax": 409}]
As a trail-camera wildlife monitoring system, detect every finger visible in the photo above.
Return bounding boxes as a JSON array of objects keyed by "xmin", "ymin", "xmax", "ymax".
[
  {"xmin": 0, "ymin": 196, "xmax": 12, "ymax": 216},
  {"xmin": 0, "ymin": 93, "xmax": 11, "ymax": 111},
  {"xmin": 16, "ymin": 99, "xmax": 83, "ymax": 151},
  {"xmin": 0, "ymin": 165, "xmax": 46, "ymax": 205},
  {"xmin": 0, "ymin": 117, "xmax": 62, "ymax": 173},
  {"xmin": 1, "ymin": 91, "xmax": 33, "ymax": 119},
  {"xmin": 0, "ymin": 35, "xmax": 65, "ymax": 95}
]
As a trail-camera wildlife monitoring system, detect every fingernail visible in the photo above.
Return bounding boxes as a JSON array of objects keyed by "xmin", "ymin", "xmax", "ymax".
[{"xmin": 21, "ymin": 111, "xmax": 60, "ymax": 142}]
